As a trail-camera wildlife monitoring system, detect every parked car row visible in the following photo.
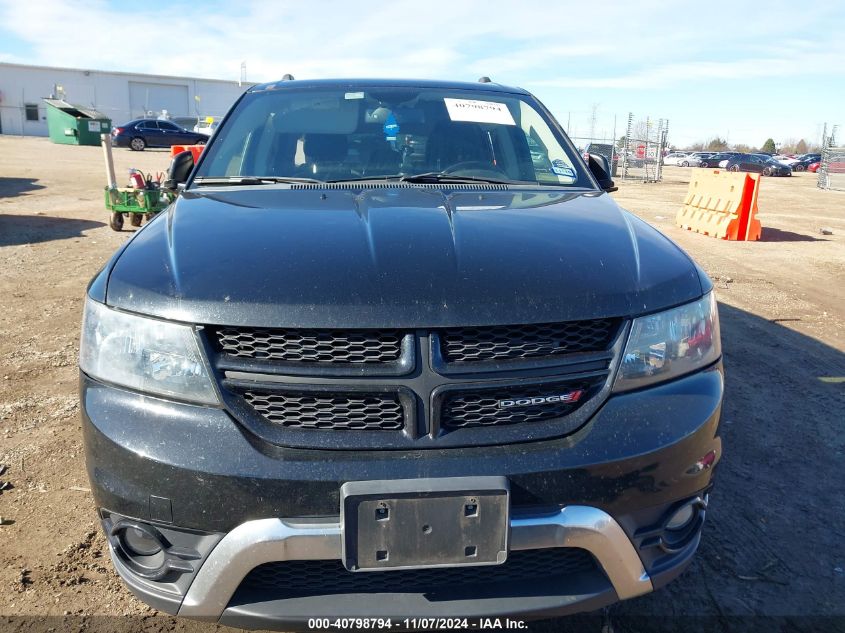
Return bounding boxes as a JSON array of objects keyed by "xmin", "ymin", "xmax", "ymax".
[{"xmin": 662, "ymin": 151, "xmax": 822, "ymax": 177}]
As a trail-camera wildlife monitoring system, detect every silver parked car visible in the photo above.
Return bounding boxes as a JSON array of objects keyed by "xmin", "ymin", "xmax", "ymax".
[{"xmin": 663, "ymin": 152, "xmax": 691, "ymax": 166}]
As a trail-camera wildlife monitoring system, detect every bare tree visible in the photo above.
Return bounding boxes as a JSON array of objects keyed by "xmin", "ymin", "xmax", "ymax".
[{"xmin": 733, "ymin": 143, "xmax": 758, "ymax": 153}]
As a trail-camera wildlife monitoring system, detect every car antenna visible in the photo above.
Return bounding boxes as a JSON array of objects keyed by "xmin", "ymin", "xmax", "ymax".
[
  {"xmin": 281, "ymin": 74, "xmax": 295, "ymax": 81},
  {"xmin": 478, "ymin": 76, "xmax": 492, "ymax": 83}
]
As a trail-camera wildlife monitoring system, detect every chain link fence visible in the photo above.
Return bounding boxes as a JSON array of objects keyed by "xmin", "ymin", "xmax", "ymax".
[
  {"xmin": 817, "ymin": 146, "xmax": 845, "ymax": 191},
  {"xmin": 817, "ymin": 124, "xmax": 843, "ymax": 192},
  {"xmin": 620, "ymin": 114, "xmax": 668, "ymax": 182},
  {"xmin": 565, "ymin": 110, "xmax": 667, "ymax": 183}
]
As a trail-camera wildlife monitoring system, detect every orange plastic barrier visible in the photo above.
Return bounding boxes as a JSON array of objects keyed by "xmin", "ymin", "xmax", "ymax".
[
  {"xmin": 675, "ymin": 170, "xmax": 762, "ymax": 241},
  {"xmin": 170, "ymin": 144, "xmax": 204, "ymax": 163}
]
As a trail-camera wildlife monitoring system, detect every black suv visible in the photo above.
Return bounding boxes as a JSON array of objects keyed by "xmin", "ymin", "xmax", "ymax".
[{"xmin": 80, "ymin": 78, "xmax": 723, "ymax": 629}]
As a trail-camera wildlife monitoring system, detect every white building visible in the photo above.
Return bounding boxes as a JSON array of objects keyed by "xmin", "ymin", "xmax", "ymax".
[{"xmin": 0, "ymin": 62, "xmax": 254, "ymax": 136}]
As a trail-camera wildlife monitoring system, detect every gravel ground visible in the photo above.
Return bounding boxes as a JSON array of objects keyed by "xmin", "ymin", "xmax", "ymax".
[{"xmin": 0, "ymin": 137, "xmax": 843, "ymax": 633}]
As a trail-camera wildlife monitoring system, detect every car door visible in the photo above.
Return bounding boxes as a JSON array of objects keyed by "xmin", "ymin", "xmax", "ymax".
[
  {"xmin": 745, "ymin": 155, "xmax": 764, "ymax": 173},
  {"xmin": 138, "ymin": 120, "xmax": 163, "ymax": 146},
  {"xmin": 157, "ymin": 120, "xmax": 187, "ymax": 146}
]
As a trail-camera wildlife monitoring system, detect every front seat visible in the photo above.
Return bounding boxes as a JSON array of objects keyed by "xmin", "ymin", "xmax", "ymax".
[
  {"xmin": 425, "ymin": 121, "xmax": 494, "ymax": 172},
  {"xmin": 299, "ymin": 134, "xmax": 349, "ymax": 180}
]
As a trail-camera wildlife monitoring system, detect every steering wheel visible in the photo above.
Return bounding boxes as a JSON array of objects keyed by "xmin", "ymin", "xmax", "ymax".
[{"xmin": 441, "ymin": 161, "xmax": 507, "ymax": 177}]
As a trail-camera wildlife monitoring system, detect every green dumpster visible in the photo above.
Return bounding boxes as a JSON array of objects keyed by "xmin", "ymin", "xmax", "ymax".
[{"xmin": 43, "ymin": 99, "xmax": 111, "ymax": 146}]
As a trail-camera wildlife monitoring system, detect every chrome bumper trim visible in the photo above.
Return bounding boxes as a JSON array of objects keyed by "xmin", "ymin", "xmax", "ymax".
[{"xmin": 178, "ymin": 506, "xmax": 652, "ymax": 619}]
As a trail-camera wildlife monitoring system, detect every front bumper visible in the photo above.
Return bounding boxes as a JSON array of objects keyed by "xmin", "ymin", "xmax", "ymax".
[
  {"xmin": 176, "ymin": 506, "xmax": 653, "ymax": 624},
  {"xmin": 82, "ymin": 364, "xmax": 722, "ymax": 625}
]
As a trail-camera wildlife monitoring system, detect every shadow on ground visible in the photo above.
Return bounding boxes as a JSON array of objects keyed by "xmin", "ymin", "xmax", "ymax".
[
  {"xmin": 532, "ymin": 302, "xmax": 845, "ymax": 633},
  {"xmin": 0, "ymin": 177, "xmax": 46, "ymax": 199},
  {"xmin": 0, "ymin": 214, "xmax": 105, "ymax": 246},
  {"xmin": 760, "ymin": 227, "xmax": 828, "ymax": 242}
]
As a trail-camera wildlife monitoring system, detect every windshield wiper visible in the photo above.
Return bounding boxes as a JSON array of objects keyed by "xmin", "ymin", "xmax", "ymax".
[
  {"xmin": 326, "ymin": 172, "xmax": 518, "ymax": 185},
  {"xmin": 193, "ymin": 176, "xmax": 324, "ymax": 186},
  {"xmin": 399, "ymin": 172, "xmax": 516, "ymax": 185}
]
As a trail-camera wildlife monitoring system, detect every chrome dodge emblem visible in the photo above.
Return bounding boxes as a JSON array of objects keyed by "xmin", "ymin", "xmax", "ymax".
[{"xmin": 498, "ymin": 389, "xmax": 584, "ymax": 409}]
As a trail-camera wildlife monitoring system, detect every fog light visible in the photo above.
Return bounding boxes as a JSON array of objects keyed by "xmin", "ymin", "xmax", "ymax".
[
  {"xmin": 122, "ymin": 526, "xmax": 163, "ymax": 556},
  {"xmin": 666, "ymin": 503, "xmax": 695, "ymax": 530}
]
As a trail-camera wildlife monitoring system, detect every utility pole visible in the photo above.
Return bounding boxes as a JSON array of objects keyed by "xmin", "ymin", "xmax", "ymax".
[{"xmin": 623, "ymin": 112, "xmax": 634, "ymax": 180}]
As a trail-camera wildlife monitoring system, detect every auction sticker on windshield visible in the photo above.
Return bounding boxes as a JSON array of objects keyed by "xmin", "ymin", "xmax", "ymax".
[{"xmin": 444, "ymin": 98, "xmax": 515, "ymax": 125}]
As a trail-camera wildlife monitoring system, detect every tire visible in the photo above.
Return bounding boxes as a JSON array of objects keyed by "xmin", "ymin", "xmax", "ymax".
[
  {"xmin": 763, "ymin": 167, "xmax": 772, "ymax": 176},
  {"xmin": 794, "ymin": 164, "xmax": 805, "ymax": 172},
  {"xmin": 130, "ymin": 213, "xmax": 142, "ymax": 227},
  {"xmin": 729, "ymin": 165, "xmax": 740, "ymax": 172},
  {"xmin": 681, "ymin": 161, "xmax": 689, "ymax": 167},
  {"xmin": 129, "ymin": 137, "xmax": 146, "ymax": 151},
  {"xmin": 109, "ymin": 212, "xmax": 124, "ymax": 231}
]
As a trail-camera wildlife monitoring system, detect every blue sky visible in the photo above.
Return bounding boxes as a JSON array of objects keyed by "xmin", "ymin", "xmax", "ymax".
[{"xmin": 1, "ymin": 0, "xmax": 842, "ymax": 147}]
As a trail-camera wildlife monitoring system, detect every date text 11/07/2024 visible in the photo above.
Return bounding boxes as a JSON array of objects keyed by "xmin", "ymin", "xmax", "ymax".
[{"xmin": 307, "ymin": 618, "xmax": 529, "ymax": 630}]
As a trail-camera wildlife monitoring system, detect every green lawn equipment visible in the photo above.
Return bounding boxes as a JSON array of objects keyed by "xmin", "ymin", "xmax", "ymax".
[{"xmin": 101, "ymin": 135, "xmax": 174, "ymax": 231}]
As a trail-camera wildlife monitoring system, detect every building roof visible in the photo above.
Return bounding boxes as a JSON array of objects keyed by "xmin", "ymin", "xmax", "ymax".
[{"xmin": 0, "ymin": 61, "xmax": 253, "ymax": 87}]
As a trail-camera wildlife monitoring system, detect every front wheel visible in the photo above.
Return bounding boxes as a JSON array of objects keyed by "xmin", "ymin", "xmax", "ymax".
[
  {"xmin": 794, "ymin": 164, "xmax": 805, "ymax": 172},
  {"xmin": 763, "ymin": 167, "xmax": 773, "ymax": 176},
  {"xmin": 681, "ymin": 161, "xmax": 689, "ymax": 167},
  {"xmin": 130, "ymin": 213, "xmax": 142, "ymax": 227},
  {"xmin": 109, "ymin": 212, "xmax": 124, "ymax": 231},
  {"xmin": 129, "ymin": 137, "xmax": 146, "ymax": 151},
  {"xmin": 730, "ymin": 165, "xmax": 741, "ymax": 172}
]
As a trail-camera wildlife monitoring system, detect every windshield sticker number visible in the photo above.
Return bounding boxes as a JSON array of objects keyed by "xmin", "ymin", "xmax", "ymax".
[
  {"xmin": 551, "ymin": 159, "xmax": 576, "ymax": 178},
  {"xmin": 345, "ymin": 92, "xmax": 365, "ymax": 100},
  {"xmin": 383, "ymin": 113, "xmax": 400, "ymax": 141},
  {"xmin": 444, "ymin": 98, "xmax": 515, "ymax": 126}
]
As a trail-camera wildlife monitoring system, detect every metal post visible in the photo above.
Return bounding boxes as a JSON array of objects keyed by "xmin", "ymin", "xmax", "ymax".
[
  {"xmin": 611, "ymin": 114, "xmax": 617, "ymax": 177},
  {"xmin": 101, "ymin": 134, "xmax": 118, "ymax": 204},
  {"xmin": 623, "ymin": 112, "xmax": 633, "ymax": 180}
]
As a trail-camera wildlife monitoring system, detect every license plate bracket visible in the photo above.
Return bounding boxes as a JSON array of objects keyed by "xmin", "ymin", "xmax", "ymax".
[{"xmin": 340, "ymin": 477, "xmax": 509, "ymax": 572}]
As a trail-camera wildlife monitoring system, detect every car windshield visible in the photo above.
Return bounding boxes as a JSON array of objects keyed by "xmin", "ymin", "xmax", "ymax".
[{"xmin": 193, "ymin": 86, "xmax": 587, "ymax": 187}]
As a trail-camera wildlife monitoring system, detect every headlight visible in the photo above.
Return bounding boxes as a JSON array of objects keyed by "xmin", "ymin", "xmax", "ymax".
[
  {"xmin": 613, "ymin": 293, "xmax": 721, "ymax": 392},
  {"xmin": 80, "ymin": 299, "xmax": 219, "ymax": 405}
]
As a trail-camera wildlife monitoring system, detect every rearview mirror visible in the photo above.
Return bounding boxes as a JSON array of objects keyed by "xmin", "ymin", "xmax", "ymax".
[
  {"xmin": 162, "ymin": 150, "xmax": 194, "ymax": 191},
  {"xmin": 587, "ymin": 154, "xmax": 618, "ymax": 193}
]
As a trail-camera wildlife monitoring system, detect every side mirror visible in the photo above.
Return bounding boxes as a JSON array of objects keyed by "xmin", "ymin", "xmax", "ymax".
[
  {"xmin": 162, "ymin": 150, "xmax": 194, "ymax": 191},
  {"xmin": 587, "ymin": 153, "xmax": 617, "ymax": 192}
]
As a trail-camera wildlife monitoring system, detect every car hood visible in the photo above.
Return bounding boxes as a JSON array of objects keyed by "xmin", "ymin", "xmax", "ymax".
[{"xmin": 105, "ymin": 187, "xmax": 704, "ymax": 328}]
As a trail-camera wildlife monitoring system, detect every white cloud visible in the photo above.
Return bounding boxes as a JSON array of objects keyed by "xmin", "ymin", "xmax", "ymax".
[
  {"xmin": 1, "ymin": 0, "xmax": 841, "ymax": 146},
  {"xmin": 3, "ymin": 0, "xmax": 836, "ymax": 83},
  {"xmin": 530, "ymin": 53, "xmax": 845, "ymax": 90}
]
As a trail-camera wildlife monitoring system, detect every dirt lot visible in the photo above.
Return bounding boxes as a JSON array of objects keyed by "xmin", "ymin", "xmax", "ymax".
[{"xmin": 0, "ymin": 136, "xmax": 843, "ymax": 633}]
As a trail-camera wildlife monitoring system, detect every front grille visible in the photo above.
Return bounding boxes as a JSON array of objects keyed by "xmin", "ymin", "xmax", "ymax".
[
  {"xmin": 214, "ymin": 327, "xmax": 403, "ymax": 364},
  {"xmin": 440, "ymin": 380, "xmax": 596, "ymax": 429},
  {"xmin": 439, "ymin": 319, "xmax": 620, "ymax": 363},
  {"xmin": 243, "ymin": 390, "xmax": 404, "ymax": 431},
  {"xmin": 240, "ymin": 548, "xmax": 596, "ymax": 597}
]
